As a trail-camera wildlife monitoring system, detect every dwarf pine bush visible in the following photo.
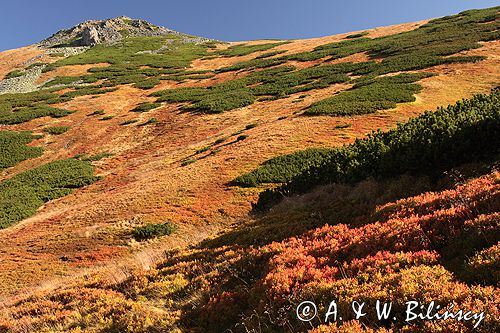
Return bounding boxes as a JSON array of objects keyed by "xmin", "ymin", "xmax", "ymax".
[{"xmin": 238, "ymin": 89, "xmax": 500, "ymax": 209}]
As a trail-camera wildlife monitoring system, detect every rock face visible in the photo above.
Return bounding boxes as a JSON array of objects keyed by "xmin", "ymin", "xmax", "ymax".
[{"xmin": 39, "ymin": 16, "xmax": 179, "ymax": 47}]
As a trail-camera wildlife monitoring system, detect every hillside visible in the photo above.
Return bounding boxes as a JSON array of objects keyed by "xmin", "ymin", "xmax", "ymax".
[{"xmin": 0, "ymin": 7, "xmax": 499, "ymax": 332}]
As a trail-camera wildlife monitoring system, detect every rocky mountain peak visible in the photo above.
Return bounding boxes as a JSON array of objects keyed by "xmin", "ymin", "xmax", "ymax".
[{"xmin": 38, "ymin": 16, "xmax": 178, "ymax": 48}]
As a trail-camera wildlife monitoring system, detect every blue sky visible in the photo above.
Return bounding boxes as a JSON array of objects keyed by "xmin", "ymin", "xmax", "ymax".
[{"xmin": 1, "ymin": 1, "xmax": 498, "ymax": 51}]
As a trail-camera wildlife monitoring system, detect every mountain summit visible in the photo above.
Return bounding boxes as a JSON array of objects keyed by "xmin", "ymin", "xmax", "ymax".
[{"xmin": 39, "ymin": 16, "xmax": 179, "ymax": 47}]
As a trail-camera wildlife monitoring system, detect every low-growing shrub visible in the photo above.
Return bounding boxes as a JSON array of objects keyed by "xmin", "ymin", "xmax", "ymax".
[
  {"xmin": 245, "ymin": 123, "xmax": 258, "ymax": 130},
  {"xmin": 132, "ymin": 222, "xmax": 177, "ymax": 240},
  {"xmin": 120, "ymin": 119, "xmax": 138, "ymax": 125},
  {"xmin": 215, "ymin": 41, "xmax": 289, "ymax": 57},
  {"xmin": 181, "ymin": 158, "xmax": 196, "ymax": 166},
  {"xmin": 236, "ymin": 135, "xmax": 248, "ymax": 141},
  {"xmin": 345, "ymin": 31, "xmax": 369, "ymax": 39},
  {"xmin": 61, "ymin": 87, "xmax": 118, "ymax": 99},
  {"xmin": 233, "ymin": 148, "xmax": 333, "ymax": 187},
  {"xmin": 214, "ymin": 137, "xmax": 227, "ymax": 145},
  {"xmin": 141, "ymin": 117, "xmax": 159, "ymax": 126},
  {"xmin": 153, "ymin": 64, "xmax": 353, "ymax": 113},
  {"xmin": 255, "ymin": 50, "xmax": 287, "ymax": 59},
  {"xmin": 132, "ymin": 102, "xmax": 161, "ymax": 112},
  {"xmin": 89, "ymin": 110, "xmax": 105, "ymax": 116},
  {"xmin": 0, "ymin": 131, "xmax": 43, "ymax": 169},
  {"xmin": 43, "ymin": 126, "xmax": 70, "ymax": 135},
  {"xmin": 133, "ymin": 78, "xmax": 161, "ymax": 90},
  {"xmin": 242, "ymin": 89, "xmax": 500, "ymax": 209},
  {"xmin": 43, "ymin": 76, "xmax": 82, "ymax": 87},
  {"xmin": 196, "ymin": 147, "xmax": 211, "ymax": 154},
  {"xmin": 305, "ymin": 73, "xmax": 431, "ymax": 115},
  {"xmin": 4, "ymin": 70, "xmax": 25, "ymax": 79},
  {"xmin": 0, "ymin": 159, "xmax": 99, "ymax": 228},
  {"xmin": 0, "ymin": 105, "xmax": 74, "ymax": 125}
]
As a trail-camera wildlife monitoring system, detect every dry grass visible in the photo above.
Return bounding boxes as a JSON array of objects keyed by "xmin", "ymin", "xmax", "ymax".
[
  {"xmin": 0, "ymin": 46, "xmax": 43, "ymax": 79},
  {"xmin": 35, "ymin": 62, "xmax": 109, "ymax": 85}
]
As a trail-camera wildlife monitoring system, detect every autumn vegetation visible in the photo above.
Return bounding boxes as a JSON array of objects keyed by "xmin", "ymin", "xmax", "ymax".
[
  {"xmin": 1, "ymin": 84, "xmax": 499, "ymax": 333},
  {"xmin": 0, "ymin": 6, "xmax": 498, "ymax": 333},
  {"xmin": 235, "ymin": 89, "xmax": 500, "ymax": 210}
]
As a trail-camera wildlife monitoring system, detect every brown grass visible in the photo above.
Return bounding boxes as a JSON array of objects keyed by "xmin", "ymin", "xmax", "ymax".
[
  {"xmin": 0, "ymin": 46, "xmax": 43, "ymax": 79},
  {"xmin": 35, "ymin": 63, "xmax": 109, "ymax": 85}
]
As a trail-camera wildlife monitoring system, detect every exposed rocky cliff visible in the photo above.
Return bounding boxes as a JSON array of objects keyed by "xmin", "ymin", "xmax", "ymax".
[{"xmin": 39, "ymin": 16, "xmax": 182, "ymax": 47}]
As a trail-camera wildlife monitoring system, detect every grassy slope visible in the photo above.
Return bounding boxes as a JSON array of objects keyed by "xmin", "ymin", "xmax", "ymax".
[
  {"xmin": 152, "ymin": 7, "xmax": 498, "ymax": 115},
  {"xmin": 1, "ymin": 84, "xmax": 499, "ymax": 333},
  {"xmin": 234, "ymin": 89, "xmax": 500, "ymax": 211},
  {"xmin": 1, "ymin": 165, "xmax": 497, "ymax": 332},
  {"xmin": 0, "ymin": 8, "xmax": 498, "ymax": 331}
]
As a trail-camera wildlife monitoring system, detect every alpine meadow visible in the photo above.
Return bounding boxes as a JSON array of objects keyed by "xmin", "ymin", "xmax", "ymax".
[{"xmin": 0, "ymin": 5, "xmax": 499, "ymax": 333}]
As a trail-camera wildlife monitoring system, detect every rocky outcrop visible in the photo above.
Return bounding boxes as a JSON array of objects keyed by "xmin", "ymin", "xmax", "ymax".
[
  {"xmin": 38, "ymin": 16, "xmax": 183, "ymax": 48},
  {"xmin": 0, "ymin": 66, "xmax": 44, "ymax": 94}
]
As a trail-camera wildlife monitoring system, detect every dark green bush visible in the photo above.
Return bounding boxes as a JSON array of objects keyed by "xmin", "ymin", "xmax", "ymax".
[
  {"xmin": 120, "ymin": 119, "xmax": 138, "ymax": 125},
  {"xmin": 255, "ymin": 50, "xmax": 287, "ymax": 59},
  {"xmin": 132, "ymin": 103, "xmax": 161, "ymax": 112},
  {"xmin": 43, "ymin": 76, "xmax": 82, "ymax": 87},
  {"xmin": 245, "ymin": 123, "xmax": 258, "ymax": 130},
  {"xmin": 0, "ymin": 90, "xmax": 75, "ymax": 125},
  {"xmin": 133, "ymin": 222, "xmax": 177, "ymax": 240},
  {"xmin": 61, "ymin": 87, "xmax": 118, "ymax": 99},
  {"xmin": 214, "ymin": 137, "xmax": 227, "ymax": 145},
  {"xmin": 0, "ymin": 131, "xmax": 43, "ymax": 169},
  {"xmin": 153, "ymin": 64, "xmax": 352, "ymax": 113},
  {"xmin": 215, "ymin": 42, "xmax": 289, "ymax": 57},
  {"xmin": 89, "ymin": 110, "xmax": 105, "ymax": 116},
  {"xmin": 198, "ymin": 6, "xmax": 498, "ymax": 116},
  {"xmin": 196, "ymin": 147, "xmax": 211, "ymax": 154},
  {"xmin": 233, "ymin": 148, "xmax": 332, "ymax": 187},
  {"xmin": 0, "ymin": 105, "xmax": 74, "ymax": 125},
  {"xmin": 0, "ymin": 159, "xmax": 99, "ymax": 228},
  {"xmin": 141, "ymin": 117, "xmax": 159, "ymax": 126},
  {"xmin": 133, "ymin": 78, "xmax": 161, "ymax": 90},
  {"xmin": 42, "ymin": 36, "xmax": 211, "ymax": 90},
  {"xmin": 181, "ymin": 158, "xmax": 197, "ymax": 166},
  {"xmin": 44, "ymin": 126, "xmax": 70, "ymax": 135},
  {"xmin": 345, "ymin": 31, "xmax": 369, "ymax": 39},
  {"xmin": 244, "ymin": 89, "xmax": 500, "ymax": 209},
  {"xmin": 4, "ymin": 70, "xmax": 25, "ymax": 79},
  {"xmin": 216, "ymin": 58, "xmax": 287, "ymax": 73},
  {"xmin": 236, "ymin": 135, "xmax": 248, "ymax": 141},
  {"xmin": 305, "ymin": 73, "xmax": 432, "ymax": 115}
]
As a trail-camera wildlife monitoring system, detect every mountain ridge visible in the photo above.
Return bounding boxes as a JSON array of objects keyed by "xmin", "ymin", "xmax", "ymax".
[{"xmin": 38, "ymin": 16, "xmax": 208, "ymax": 48}]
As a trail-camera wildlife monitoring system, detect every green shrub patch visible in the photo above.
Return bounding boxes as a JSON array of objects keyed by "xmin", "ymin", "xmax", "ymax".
[
  {"xmin": 215, "ymin": 41, "xmax": 289, "ymax": 57},
  {"xmin": 0, "ymin": 159, "xmax": 99, "ymax": 228},
  {"xmin": 132, "ymin": 222, "xmax": 177, "ymax": 240},
  {"xmin": 305, "ymin": 73, "xmax": 432, "ymax": 115},
  {"xmin": 198, "ymin": 7, "xmax": 498, "ymax": 115},
  {"xmin": 0, "ymin": 131, "xmax": 43, "ymax": 169},
  {"xmin": 4, "ymin": 70, "xmax": 25, "ymax": 79},
  {"xmin": 132, "ymin": 102, "xmax": 161, "ymax": 112},
  {"xmin": 236, "ymin": 89, "xmax": 500, "ymax": 209},
  {"xmin": 43, "ymin": 126, "xmax": 70, "ymax": 135}
]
